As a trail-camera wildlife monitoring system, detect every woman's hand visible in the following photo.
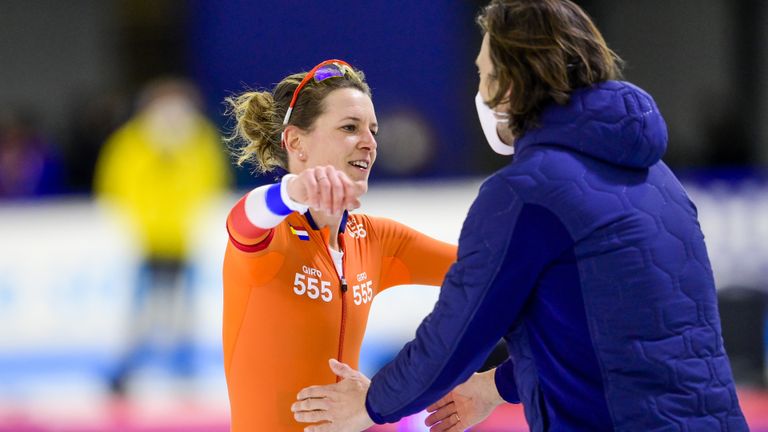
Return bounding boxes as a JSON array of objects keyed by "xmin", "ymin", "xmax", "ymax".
[{"xmin": 287, "ymin": 166, "xmax": 368, "ymax": 215}]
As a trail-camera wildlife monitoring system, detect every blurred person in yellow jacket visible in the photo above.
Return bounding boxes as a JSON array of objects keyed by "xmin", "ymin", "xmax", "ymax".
[{"xmin": 94, "ymin": 78, "xmax": 231, "ymax": 394}]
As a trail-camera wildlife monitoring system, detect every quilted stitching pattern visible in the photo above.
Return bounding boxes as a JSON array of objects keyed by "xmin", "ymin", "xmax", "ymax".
[{"xmin": 496, "ymin": 82, "xmax": 747, "ymax": 430}]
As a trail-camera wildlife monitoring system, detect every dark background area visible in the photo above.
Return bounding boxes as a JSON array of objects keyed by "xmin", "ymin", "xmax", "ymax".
[{"xmin": 1, "ymin": 0, "xmax": 766, "ymax": 192}]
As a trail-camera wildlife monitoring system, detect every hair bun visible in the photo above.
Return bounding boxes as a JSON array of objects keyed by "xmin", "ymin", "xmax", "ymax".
[{"xmin": 225, "ymin": 91, "xmax": 284, "ymax": 173}]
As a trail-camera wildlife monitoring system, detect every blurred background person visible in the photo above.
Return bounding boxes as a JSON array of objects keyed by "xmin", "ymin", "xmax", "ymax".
[
  {"xmin": 0, "ymin": 109, "xmax": 65, "ymax": 198},
  {"xmin": 93, "ymin": 77, "xmax": 231, "ymax": 395}
]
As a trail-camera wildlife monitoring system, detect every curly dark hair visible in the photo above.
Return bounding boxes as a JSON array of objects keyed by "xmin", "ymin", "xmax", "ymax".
[{"xmin": 477, "ymin": 0, "xmax": 623, "ymax": 136}]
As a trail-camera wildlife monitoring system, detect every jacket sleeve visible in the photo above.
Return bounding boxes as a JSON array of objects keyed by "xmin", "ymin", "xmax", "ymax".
[
  {"xmin": 369, "ymin": 216, "xmax": 457, "ymax": 290},
  {"xmin": 364, "ymin": 174, "xmax": 573, "ymax": 423},
  {"xmin": 494, "ymin": 358, "xmax": 521, "ymax": 403}
]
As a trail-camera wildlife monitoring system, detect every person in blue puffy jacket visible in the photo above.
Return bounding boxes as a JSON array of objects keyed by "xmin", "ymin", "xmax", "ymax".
[{"xmin": 292, "ymin": 1, "xmax": 749, "ymax": 431}]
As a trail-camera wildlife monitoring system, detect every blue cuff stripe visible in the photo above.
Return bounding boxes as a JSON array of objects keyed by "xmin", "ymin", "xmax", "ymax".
[{"xmin": 265, "ymin": 183, "xmax": 292, "ymax": 216}]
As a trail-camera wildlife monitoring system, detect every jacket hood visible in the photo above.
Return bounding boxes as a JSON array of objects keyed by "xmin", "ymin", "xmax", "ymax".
[{"xmin": 515, "ymin": 81, "xmax": 668, "ymax": 169}]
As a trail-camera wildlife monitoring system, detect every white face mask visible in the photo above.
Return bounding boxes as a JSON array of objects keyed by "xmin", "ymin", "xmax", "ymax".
[{"xmin": 475, "ymin": 92, "xmax": 514, "ymax": 155}]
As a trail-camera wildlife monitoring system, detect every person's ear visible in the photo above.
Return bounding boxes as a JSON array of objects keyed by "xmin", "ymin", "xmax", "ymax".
[{"xmin": 283, "ymin": 125, "xmax": 307, "ymax": 161}]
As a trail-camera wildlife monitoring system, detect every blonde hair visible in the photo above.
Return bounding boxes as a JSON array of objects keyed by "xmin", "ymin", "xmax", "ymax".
[{"xmin": 225, "ymin": 65, "xmax": 371, "ymax": 173}]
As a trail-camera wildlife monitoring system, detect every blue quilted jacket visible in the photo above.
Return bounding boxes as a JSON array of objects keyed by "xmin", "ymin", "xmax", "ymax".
[{"xmin": 365, "ymin": 81, "xmax": 748, "ymax": 431}]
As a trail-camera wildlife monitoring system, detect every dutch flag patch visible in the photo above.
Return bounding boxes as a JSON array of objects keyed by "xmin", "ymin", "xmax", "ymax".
[{"xmin": 290, "ymin": 225, "xmax": 310, "ymax": 241}]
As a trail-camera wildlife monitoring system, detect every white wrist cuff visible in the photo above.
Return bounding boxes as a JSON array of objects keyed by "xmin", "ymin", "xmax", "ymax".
[{"xmin": 281, "ymin": 174, "xmax": 310, "ymax": 214}]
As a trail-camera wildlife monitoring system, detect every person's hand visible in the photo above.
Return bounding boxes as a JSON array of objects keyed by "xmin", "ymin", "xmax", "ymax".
[
  {"xmin": 425, "ymin": 369, "xmax": 505, "ymax": 432},
  {"xmin": 291, "ymin": 359, "xmax": 374, "ymax": 432},
  {"xmin": 287, "ymin": 166, "xmax": 368, "ymax": 215}
]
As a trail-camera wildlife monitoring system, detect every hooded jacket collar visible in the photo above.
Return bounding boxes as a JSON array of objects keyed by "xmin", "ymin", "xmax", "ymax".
[{"xmin": 515, "ymin": 81, "xmax": 668, "ymax": 169}]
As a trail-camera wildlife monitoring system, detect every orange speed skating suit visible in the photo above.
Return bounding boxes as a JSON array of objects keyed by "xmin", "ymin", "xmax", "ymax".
[{"xmin": 223, "ymin": 185, "xmax": 456, "ymax": 431}]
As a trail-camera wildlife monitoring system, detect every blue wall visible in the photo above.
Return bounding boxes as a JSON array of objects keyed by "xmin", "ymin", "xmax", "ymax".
[{"xmin": 187, "ymin": 0, "xmax": 483, "ymax": 186}]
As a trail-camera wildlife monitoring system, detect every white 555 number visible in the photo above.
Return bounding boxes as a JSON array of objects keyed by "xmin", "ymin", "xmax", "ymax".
[
  {"xmin": 352, "ymin": 280, "xmax": 373, "ymax": 305},
  {"xmin": 294, "ymin": 273, "xmax": 332, "ymax": 302}
]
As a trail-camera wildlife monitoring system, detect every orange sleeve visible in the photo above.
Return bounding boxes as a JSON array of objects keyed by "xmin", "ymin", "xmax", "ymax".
[
  {"xmin": 368, "ymin": 216, "xmax": 457, "ymax": 290},
  {"xmin": 226, "ymin": 193, "xmax": 272, "ymax": 251}
]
